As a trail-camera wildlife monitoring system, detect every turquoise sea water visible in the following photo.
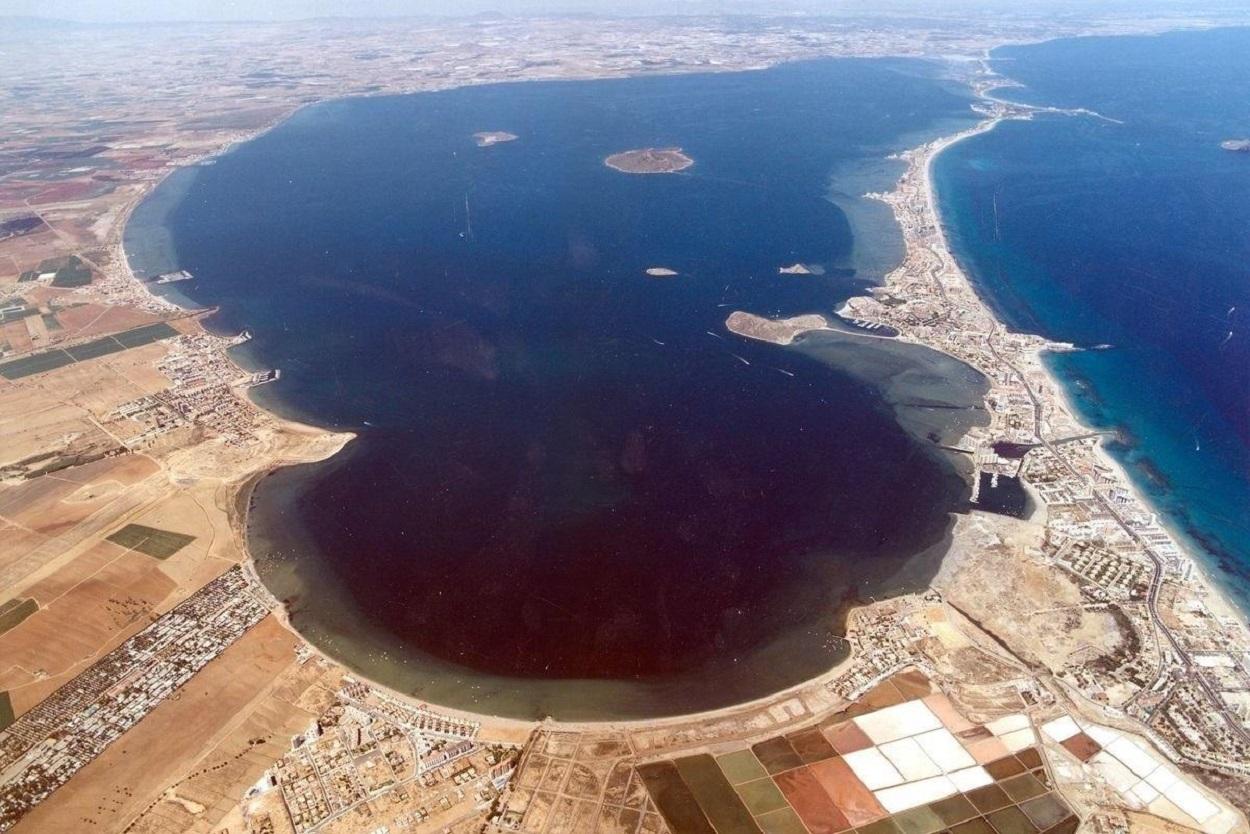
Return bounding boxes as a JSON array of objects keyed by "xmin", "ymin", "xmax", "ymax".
[{"xmin": 934, "ymin": 28, "xmax": 1250, "ymax": 611}]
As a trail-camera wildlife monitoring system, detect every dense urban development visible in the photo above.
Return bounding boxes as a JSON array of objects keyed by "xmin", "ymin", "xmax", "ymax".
[{"xmin": 850, "ymin": 77, "xmax": 1250, "ymax": 771}]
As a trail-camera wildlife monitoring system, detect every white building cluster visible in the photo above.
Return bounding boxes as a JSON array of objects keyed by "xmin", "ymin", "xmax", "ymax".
[{"xmin": 0, "ymin": 567, "xmax": 268, "ymax": 831}]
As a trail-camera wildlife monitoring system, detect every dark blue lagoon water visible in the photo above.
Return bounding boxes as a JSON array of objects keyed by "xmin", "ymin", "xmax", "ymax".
[
  {"xmin": 934, "ymin": 28, "xmax": 1250, "ymax": 611},
  {"xmin": 128, "ymin": 59, "xmax": 987, "ymax": 718}
]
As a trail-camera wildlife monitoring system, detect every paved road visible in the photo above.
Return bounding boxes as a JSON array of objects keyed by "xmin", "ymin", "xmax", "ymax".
[{"xmin": 983, "ymin": 324, "xmax": 1250, "ymax": 749}]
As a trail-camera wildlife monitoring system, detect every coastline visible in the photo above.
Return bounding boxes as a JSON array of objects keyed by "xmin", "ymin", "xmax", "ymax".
[
  {"xmin": 115, "ymin": 205, "xmax": 357, "ymax": 454},
  {"xmin": 866, "ymin": 59, "xmax": 1250, "ymax": 739},
  {"xmin": 140, "ymin": 60, "xmax": 989, "ymax": 724},
  {"xmin": 113, "ymin": 53, "xmax": 1247, "ymax": 741},
  {"xmin": 110, "ymin": 89, "xmax": 875, "ymax": 729},
  {"xmin": 110, "ymin": 65, "xmax": 1019, "ymax": 729},
  {"xmin": 930, "ymin": 70, "xmax": 1249, "ymax": 628},
  {"xmin": 603, "ymin": 146, "xmax": 695, "ymax": 174},
  {"xmin": 920, "ymin": 82, "xmax": 1245, "ymax": 625},
  {"xmin": 7, "ymin": 20, "xmax": 1250, "ymax": 831},
  {"xmin": 961, "ymin": 90, "xmax": 1247, "ymax": 619},
  {"xmin": 1041, "ymin": 355, "xmax": 1248, "ymax": 627}
]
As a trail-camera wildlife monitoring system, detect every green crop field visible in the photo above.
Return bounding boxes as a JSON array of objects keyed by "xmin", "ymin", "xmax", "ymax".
[
  {"xmin": 107, "ymin": 524, "xmax": 196, "ymax": 560},
  {"xmin": 0, "ymin": 692, "xmax": 14, "ymax": 732},
  {"xmin": 0, "ymin": 598, "xmax": 38, "ymax": 636},
  {"xmin": 50, "ymin": 255, "xmax": 94, "ymax": 288},
  {"xmin": 0, "ymin": 321, "xmax": 178, "ymax": 380}
]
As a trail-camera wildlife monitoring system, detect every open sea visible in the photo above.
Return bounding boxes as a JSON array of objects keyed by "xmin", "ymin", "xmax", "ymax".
[
  {"xmin": 127, "ymin": 58, "xmax": 988, "ymax": 719},
  {"xmin": 933, "ymin": 27, "xmax": 1250, "ymax": 613}
]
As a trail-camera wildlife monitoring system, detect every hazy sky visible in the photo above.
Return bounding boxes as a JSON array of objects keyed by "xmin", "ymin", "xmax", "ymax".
[
  {"xmin": 5, "ymin": 0, "xmax": 763, "ymax": 19},
  {"xmin": 0, "ymin": 0, "xmax": 1228, "ymax": 22}
]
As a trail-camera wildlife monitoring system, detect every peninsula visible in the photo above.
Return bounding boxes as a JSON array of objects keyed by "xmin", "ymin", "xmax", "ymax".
[
  {"xmin": 604, "ymin": 147, "xmax": 694, "ymax": 173},
  {"xmin": 725, "ymin": 310, "xmax": 831, "ymax": 344}
]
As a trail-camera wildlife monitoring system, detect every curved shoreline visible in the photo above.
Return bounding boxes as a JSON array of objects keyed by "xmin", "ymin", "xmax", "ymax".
[
  {"xmin": 116, "ymin": 72, "xmax": 988, "ymax": 729},
  {"xmin": 240, "ymin": 467, "xmax": 958, "ymax": 733},
  {"xmin": 116, "ymin": 54, "xmax": 1248, "ymax": 738}
]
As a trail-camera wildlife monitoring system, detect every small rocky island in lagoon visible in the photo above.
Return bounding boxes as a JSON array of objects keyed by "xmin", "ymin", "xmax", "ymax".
[
  {"xmin": 473, "ymin": 131, "xmax": 518, "ymax": 146},
  {"xmin": 604, "ymin": 147, "xmax": 693, "ymax": 173}
]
